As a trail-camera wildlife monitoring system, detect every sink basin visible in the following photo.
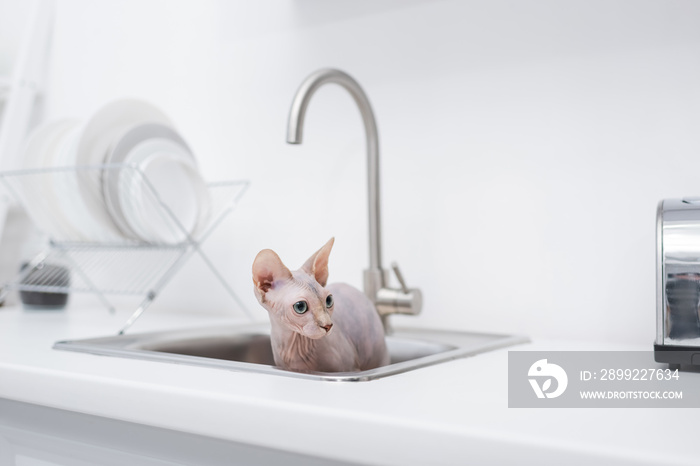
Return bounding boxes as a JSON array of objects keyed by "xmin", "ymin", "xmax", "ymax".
[{"xmin": 54, "ymin": 323, "xmax": 527, "ymax": 382}]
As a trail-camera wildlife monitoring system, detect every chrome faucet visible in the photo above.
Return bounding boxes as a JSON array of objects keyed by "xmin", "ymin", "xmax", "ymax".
[{"xmin": 286, "ymin": 68, "xmax": 422, "ymax": 332}]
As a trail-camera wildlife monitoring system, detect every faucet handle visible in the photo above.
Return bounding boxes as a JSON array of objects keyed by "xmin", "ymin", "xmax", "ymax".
[
  {"xmin": 376, "ymin": 262, "xmax": 423, "ymax": 317},
  {"xmin": 391, "ymin": 261, "xmax": 410, "ymax": 294}
]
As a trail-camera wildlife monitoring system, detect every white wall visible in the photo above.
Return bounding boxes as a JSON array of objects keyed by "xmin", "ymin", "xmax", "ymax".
[{"xmin": 24, "ymin": 0, "xmax": 700, "ymax": 343}]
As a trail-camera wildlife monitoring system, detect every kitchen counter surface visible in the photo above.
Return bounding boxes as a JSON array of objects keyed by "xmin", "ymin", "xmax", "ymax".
[{"xmin": 0, "ymin": 305, "xmax": 696, "ymax": 465}]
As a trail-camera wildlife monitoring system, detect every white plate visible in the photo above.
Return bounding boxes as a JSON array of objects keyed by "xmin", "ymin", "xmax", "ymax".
[
  {"xmin": 22, "ymin": 119, "xmax": 76, "ymax": 168},
  {"xmin": 49, "ymin": 125, "xmax": 124, "ymax": 242},
  {"xmin": 119, "ymin": 138, "xmax": 210, "ymax": 244},
  {"xmin": 73, "ymin": 99, "xmax": 173, "ymax": 240},
  {"xmin": 102, "ymin": 123, "xmax": 193, "ymax": 240},
  {"xmin": 21, "ymin": 119, "xmax": 83, "ymax": 240}
]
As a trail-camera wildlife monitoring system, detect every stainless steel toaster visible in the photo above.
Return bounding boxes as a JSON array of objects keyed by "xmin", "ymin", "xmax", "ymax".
[{"xmin": 655, "ymin": 198, "xmax": 700, "ymax": 367}]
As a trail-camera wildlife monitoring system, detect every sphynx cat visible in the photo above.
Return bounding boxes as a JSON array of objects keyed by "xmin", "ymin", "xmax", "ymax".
[{"xmin": 252, "ymin": 238, "xmax": 389, "ymax": 373}]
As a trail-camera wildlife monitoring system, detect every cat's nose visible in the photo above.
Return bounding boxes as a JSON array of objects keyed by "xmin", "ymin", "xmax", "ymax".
[{"xmin": 321, "ymin": 323, "xmax": 333, "ymax": 333}]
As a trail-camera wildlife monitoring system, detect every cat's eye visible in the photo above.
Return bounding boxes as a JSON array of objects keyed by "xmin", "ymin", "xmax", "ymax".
[
  {"xmin": 293, "ymin": 301, "xmax": 308, "ymax": 314},
  {"xmin": 325, "ymin": 294, "xmax": 334, "ymax": 308}
]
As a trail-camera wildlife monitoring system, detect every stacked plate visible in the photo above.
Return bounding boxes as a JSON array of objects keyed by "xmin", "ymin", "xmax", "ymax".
[{"xmin": 20, "ymin": 99, "xmax": 211, "ymax": 244}]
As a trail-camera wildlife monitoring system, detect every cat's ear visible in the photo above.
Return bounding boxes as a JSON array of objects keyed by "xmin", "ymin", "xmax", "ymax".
[
  {"xmin": 301, "ymin": 237, "xmax": 334, "ymax": 287},
  {"xmin": 252, "ymin": 249, "xmax": 292, "ymax": 293}
]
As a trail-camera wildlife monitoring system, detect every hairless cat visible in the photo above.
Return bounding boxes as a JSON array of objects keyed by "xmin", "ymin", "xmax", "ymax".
[{"xmin": 252, "ymin": 238, "xmax": 389, "ymax": 373}]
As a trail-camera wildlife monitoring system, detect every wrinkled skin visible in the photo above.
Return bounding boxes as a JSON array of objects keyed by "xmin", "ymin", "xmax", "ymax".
[{"xmin": 252, "ymin": 238, "xmax": 389, "ymax": 373}]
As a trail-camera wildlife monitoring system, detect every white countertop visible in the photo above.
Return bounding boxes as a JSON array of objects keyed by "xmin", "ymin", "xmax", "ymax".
[{"xmin": 0, "ymin": 305, "xmax": 696, "ymax": 466}]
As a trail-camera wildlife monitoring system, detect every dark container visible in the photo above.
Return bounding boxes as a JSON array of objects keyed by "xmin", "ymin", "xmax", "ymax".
[{"xmin": 19, "ymin": 262, "xmax": 70, "ymax": 308}]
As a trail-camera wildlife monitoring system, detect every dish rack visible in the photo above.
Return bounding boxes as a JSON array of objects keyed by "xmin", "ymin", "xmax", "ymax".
[{"xmin": 0, "ymin": 164, "xmax": 251, "ymax": 334}]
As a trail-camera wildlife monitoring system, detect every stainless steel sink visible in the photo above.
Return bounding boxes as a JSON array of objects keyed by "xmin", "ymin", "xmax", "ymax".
[{"xmin": 54, "ymin": 323, "xmax": 527, "ymax": 382}]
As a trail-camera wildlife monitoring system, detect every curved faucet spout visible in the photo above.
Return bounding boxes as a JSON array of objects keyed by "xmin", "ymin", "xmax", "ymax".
[
  {"xmin": 286, "ymin": 68, "xmax": 383, "ymax": 276},
  {"xmin": 287, "ymin": 68, "xmax": 423, "ymax": 332}
]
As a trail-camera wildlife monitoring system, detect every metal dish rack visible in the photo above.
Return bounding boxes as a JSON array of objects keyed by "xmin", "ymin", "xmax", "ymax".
[{"xmin": 0, "ymin": 164, "xmax": 251, "ymax": 334}]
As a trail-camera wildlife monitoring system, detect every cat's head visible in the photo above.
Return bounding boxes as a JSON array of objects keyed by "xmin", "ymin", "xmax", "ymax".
[{"xmin": 252, "ymin": 238, "xmax": 336, "ymax": 339}]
